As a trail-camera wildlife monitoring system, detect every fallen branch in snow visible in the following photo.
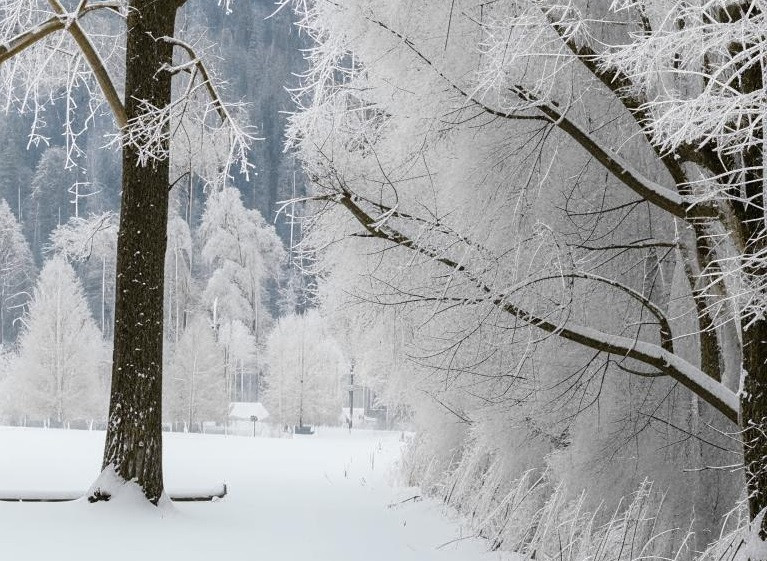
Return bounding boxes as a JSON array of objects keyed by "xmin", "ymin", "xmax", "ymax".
[
  {"xmin": 387, "ymin": 495, "xmax": 422, "ymax": 508},
  {"xmin": 169, "ymin": 484, "xmax": 228, "ymax": 502},
  {"xmin": 0, "ymin": 484, "xmax": 228, "ymax": 503}
]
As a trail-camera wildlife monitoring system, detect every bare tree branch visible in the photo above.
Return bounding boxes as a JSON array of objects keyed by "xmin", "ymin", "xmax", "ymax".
[{"xmin": 0, "ymin": 2, "xmax": 126, "ymax": 125}]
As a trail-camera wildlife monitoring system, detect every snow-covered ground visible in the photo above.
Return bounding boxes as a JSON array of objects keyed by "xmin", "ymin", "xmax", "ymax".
[{"xmin": 0, "ymin": 427, "xmax": 511, "ymax": 561}]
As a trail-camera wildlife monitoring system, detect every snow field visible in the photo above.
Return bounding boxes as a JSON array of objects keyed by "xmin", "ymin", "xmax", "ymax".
[{"xmin": 0, "ymin": 427, "xmax": 514, "ymax": 561}]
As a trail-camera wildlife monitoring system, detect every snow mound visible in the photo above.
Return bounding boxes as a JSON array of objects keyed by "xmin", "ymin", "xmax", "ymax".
[{"xmin": 85, "ymin": 464, "xmax": 174, "ymax": 514}]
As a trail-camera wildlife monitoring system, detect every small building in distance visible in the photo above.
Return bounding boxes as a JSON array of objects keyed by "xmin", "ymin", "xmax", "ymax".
[{"xmin": 229, "ymin": 402, "xmax": 270, "ymax": 436}]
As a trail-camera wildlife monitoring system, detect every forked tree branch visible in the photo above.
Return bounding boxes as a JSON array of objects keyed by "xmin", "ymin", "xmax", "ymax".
[
  {"xmin": 47, "ymin": 0, "xmax": 127, "ymax": 127},
  {"xmin": 544, "ymin": 13, "xmax": 727, "ymax": 181},
  {"xmin": 0, "ymin": 17, "xmax": 65, "ymax": 64},
  {"xmin": 0, "ymin": 2, "xmax": 126, "ymax": 126},
  {"xmin": 510, "ymin": 85, "xmax": 719, "ymax": 221},
  {"xmin": 162, "ymin": 36, "xmax": 229, "ymax": 124},
  {"xmin": 539, "ymin": 17, "xmax": 739, "ymax": 385},
  {"xmin": 526, "ymin": 272, "xmax": 674, "ymax": 353}
]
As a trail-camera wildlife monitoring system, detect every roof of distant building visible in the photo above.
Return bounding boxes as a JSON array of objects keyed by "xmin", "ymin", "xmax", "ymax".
[{"xmin": 229, "ymin": 402, "xmax": 270, "ymax": 421}]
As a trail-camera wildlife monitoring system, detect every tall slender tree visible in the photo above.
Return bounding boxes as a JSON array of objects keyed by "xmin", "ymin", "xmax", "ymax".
[
  {"xmin": 0, "ymin": 199, "xmax": 35, "ymax": 344},
  {"xmin": 11, "ymin": 256, "xmax": 105, "ymax": 425}
]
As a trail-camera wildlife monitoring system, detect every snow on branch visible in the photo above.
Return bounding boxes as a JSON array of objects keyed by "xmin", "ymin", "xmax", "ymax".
[
  {"xmin": 0, "ymin": 16, "xmax": 66, "ymax": 65},
  {"xmin": 161, "ymin": 36, "xmax": 230, "ymax": 124},
  {"xmin": 329, "ymin": 5, "xmax": 718, "ymax": 223},
  {"xmin": 47, "ymin": 0, "xmax": 127, "ymax": 127},
  {"xmin": 511, "ymin": 85, "xmax": 719, "ymax": 220},
  {"xmin": 602, "ymin": 0, "xmax": 767, "ymax": 156},
  {"xmin": 113, "ymin": 36, "xmax": 256, "ymax": 177},
  {"xmin": 161, "ymin": 35, "xmax": 255, "ymax": 178},
  {"xmin": 0, "ymin": 0, "xmax": 125, "ymax": 159},
  {"xmin": 522, "ymin": 271, "xmax": 674, "ymax": 353},
  {"xmin": 322, "ymin": 183, "xmax": 739, "ymax": 423}
]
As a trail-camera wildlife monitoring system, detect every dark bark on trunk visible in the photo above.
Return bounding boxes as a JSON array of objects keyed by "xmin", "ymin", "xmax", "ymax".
[
  {"xmin": 725, "ymin": 0, "xmax": 767, "ymax": 530},
  {"xmin": 97, "ymin": 1, "xmax": 179, "ymax": 504},
  {"xmin": 743, "ymin": 323, "xmax": 767, "ymax": 527},
  {"xmin": 741, "ymin": 199, "xmax": 767, "ymax": 529}
]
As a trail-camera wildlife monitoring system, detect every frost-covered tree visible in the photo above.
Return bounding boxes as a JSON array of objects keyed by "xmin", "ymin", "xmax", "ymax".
[
  {"xmin": 165, "ymin": 315, "xmax": 226, "ymax": 430},
  {"xmin": 7, "ymin": 256, "xmax": 105, "ymax": 424},
  {"xmin": 277, "ymin": 267, "xmax": 306, "ymax": 315},
  {"xmin": 164, "ymin": 209, "xmax": 194, "ymax": 345},
  {"xmin": 262, "ymin": 310, "xmax": 345, "ymax": 427},
  {"xmin": 218, "ymin": 319, "xmax": 256, "ymax": 402},
  {"xmin": 0, "ymin": 117, "xmax": 35, "ymax": 221},
  {"xmin": 0, "ymin": 0, "xmax": 253, "ymax": 502},
  {"xmin": 0, "ymin": 345, "xmax": 20, "ymax": 423},
  {"xmin": 200, "ymin": 185, "xmax": 285, "ymax": 339},
  {"xmin": 26, "ymin": 146, "xmax": 80, "ymax": 260},
  {"xmin": 286, "ymin": 0, "xmax": 767, "ymax": 546},
  {"xmin": 0, "ymin": 199, "xmax": 35, "ymax": 344},
  {"xmin": 50, "ymin": 211, "xmax": 117, "ymax": 336}
]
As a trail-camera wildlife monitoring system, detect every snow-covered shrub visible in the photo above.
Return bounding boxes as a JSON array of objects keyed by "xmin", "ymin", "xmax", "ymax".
[{"xmin": 404, "ymin": 421, "xmax": 703, "ymax": 560}]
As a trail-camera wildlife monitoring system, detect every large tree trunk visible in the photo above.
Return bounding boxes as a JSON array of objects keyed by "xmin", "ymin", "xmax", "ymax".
[
  {"xmin": 742, "ymin": 322, "xmax": 767, "ymax": 527},
  {"xmin": 95, "ymin": 1, "xmax": 180, "ymax": 504},
  {"xmin": 741, "ymin": 161, "xmax": 767, "ymax": 529},
  {"xmin": 721, "ymin": 0, "xmax": 767, "ymax": 531}
]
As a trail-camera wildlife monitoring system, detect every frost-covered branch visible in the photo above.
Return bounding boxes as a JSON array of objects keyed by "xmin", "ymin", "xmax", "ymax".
[
  {"xmin": 512, "ymin": 85, "xmax": 718, "ymax": 220},
  {"xmin": 162, "ymin": 36, "xmax": 228, "ymax": 123},
  {"xmin": 361, "ymin": 12, "xmax": 718, "ymax": 222},
  {"xmin": 47, "ymin": 0, "xmax": 127, "ymax": 127},
  {"xmin": 0, "ymin": 2, "xmax": 125, "ymax": 124},
  {"xmin": 324, "ymin": 186, "xmax": 739, "ymax": 423},
  {"xmin": 524, "ymin": 271, "xmax": 674, "ymax": 353},
  {"xmin": 0, "ymin": 2, "xmax": 119, "ymax": 62},
  {"xmin": 157, "ymin": 35, "xmax": 256, "ymax": 177}
]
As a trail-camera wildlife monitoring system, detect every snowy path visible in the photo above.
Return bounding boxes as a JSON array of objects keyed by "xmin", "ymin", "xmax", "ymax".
[{"xmin": 0, "ymin": 427, "xmax": 510, "ymax": 561}]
